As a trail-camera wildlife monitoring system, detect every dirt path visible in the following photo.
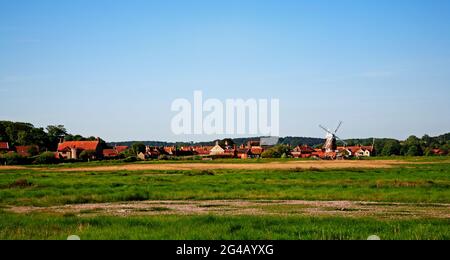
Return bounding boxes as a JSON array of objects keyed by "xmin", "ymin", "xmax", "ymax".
[
  {"xmin": 8, "ymin": 200, "xmax": 450, "ymax": 220},
  {"xmin": 0, "ymin": 166, "xmax": 27, "ymax": 171},
  {"xmin": 48, "ymin": 160, "xmax": 414, "ymax": 172}
]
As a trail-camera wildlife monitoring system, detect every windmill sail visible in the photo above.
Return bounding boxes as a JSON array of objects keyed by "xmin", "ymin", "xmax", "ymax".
[{"xmin": 335, "ymin": 121, "xmax": 343, "ymax": 134}]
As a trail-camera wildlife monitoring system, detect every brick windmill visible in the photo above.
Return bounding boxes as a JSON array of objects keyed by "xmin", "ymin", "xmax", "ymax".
[{"xmin": 319, "ymin": 121, "xmax": 347, "ymax": 153}]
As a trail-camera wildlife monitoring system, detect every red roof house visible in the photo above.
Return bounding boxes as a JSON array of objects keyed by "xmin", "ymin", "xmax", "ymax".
[
  {"xmin": 163, "ymin": 146, "xmax": 176, "ymax": 155},
  {"xmin": 115, "ymin": 146, "xmax": 128, "ymax": 154},
  {"xmin": 291, "ymin": 145, "xmax": 315, "ymax": 158},
  {"xmin": 345, "ymin": 145, "xmax": 374, "ymax": 157},
  {"xmin": 0, "ymin": 142, "xmax": 10, "ymax": 151},
  {"xmin": 209, "ymin": 141, "xmax": 238, "ymax": 158},
  {"xmin": 102, "ymin": 149, "xmax": 118, "ymax": 158},
  {"xmin": 250, "ymin": 147, "xmax": 264, "ymax": 157},
  {"xmin": 103, "ymin": 146, "xmax": 129, "ymax": 159},
  {"xmin": 15, "ymin": 145, "xmax": 39, "ymax": 157},
  {"xmin": 237, "ymin": 148, "xmax": 251, "ymax": 159},
  {"xmin": 57, "ymin": 140, "xmax": 101, "ymax": 160},
  {"xmin": 312, "ymin": 149, "xmax": 325, "ymax": 159},
  {"xmin": 431, "ymin": 149, "xmax": 446, "ymax": 156},
  {"xmin": 192, "ymin": 146, "xmax": 213, "ymax": 156},
  {"xmin": 144, "ymin": 146, "xmax": 169, "ymax": 159}
]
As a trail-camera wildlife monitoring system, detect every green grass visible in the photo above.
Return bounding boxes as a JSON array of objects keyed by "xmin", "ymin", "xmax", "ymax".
[
  {"xmin": 24, "ymin": 158, "xmax": 301, "ymax": 169},
  {"xmin": 359, "ymin": 156, "xmax": 450, "ymax": 162},
  {"xmin": 0, "ymin": 159, "xmax": 448, "ymax": 240},
  {"xmin": 0, "ymin": 162, "xmax": 449, "ymax": 206},
  {"xmin": 21, "ymin": 156, "xmax": 450, "ymax": 170},
  {"xmin": 0, "ymin": 211, "xmax": 448, "ymax": 240}
]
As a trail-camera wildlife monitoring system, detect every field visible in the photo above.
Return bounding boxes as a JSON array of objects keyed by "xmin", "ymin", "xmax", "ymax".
[{"xmin": 0, "ymin": 157, "xmax": 449, "ymax": 240}]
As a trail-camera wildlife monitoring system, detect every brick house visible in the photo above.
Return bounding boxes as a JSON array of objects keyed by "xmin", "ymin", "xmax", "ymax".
[
  {"xmin": 236, "ymin": 142, "xmax": 264, "ymax": 159},
  {"xmin": 103, "ymin": 145, "xmax": 129, "ymax": 159},
  {"xmin": 57, "ymin": 140, "xmax": 102, "ymax": 160},
  {"xmin": 237, "ymin": 148, "xmax": 251, "ymax": 159},
  {"xmin": 250, "ymin": 146, "xmax": 263, "ymax": 158}
]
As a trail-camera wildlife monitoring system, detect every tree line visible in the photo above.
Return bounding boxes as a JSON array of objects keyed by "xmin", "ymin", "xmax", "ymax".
[
  {"xmin": 1, "ymin": 120, "xmax": 448, "ymax": 159},
  {"xmin": 0, "ymin": 121, "xmax": 101, "ymax": 164},
  {"xmin": 345, "ymin": 134, "xmax": 449, "ymax": 156},
  {"xmin": 0, "ymin": 121, "xmax": 106, "ymax": 152}
]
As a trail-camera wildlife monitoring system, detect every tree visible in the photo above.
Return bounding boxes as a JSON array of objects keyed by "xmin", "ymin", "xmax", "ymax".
[
  {"xmin": 131, "ymin": 142, "xmax": 146, "ymax": 155},
  {"xmin": 405, "ymin": 135, "xmax": 421, "ymax": 146},
  {"xmin": 262, "ymin": 145, "xmax": 291, "ymax": 158},
  {"xmin": 403, "ymin": 135, "xmax": 423, "ymax": 156},
  {"xmin": 29, "ymin": 128, "xmax": 49, "ymax": 148},
  {"xmin": 46, "ymin": 125, "xmax": 67, "ymax": 150},
  {"xmin": 400, "ymin": 145, "xmax": 409, "ymax": 156},
  {"xmin": 381, "ymin": 140, "xmax": 401, "ymax": 156},
  {"xmin": 0, "ymin": 121, "xmax": 107, "ymax": 153},
  {"xmin": 424, "ymin": 148, "xmax": 434, "ymax": 157},
  {"xmin": 79, "ymin": 150, "xmax": 98, "ymax": 161},
  {"xmin": 3, "ymin": 122, "xmax": 35, "ymax": 146},
  {"xmin": 219, "ymin": 138, "xmax": 235, "ymax": 147},
  {"xmin": 17, "ymin": 131, "xmax": 30, "ymax": 146},
  {"xmin": 34, "ymin": 152, "xmax": 59, "ymax": 165},
  {"xmin": 0, "ymin": 123, "xmax": 6, "ymax": 142},
  {"xmin": 440, "ymin": 144, "xmax": 449, "ymax": 155},
  {"xmin": 422, "ymin": 135, "xmax": 432, "ymax": 146},
  {"xmin": 27, "ymin": 146, "xmax": 39, "ymax": 157},
  {"xmin": 64, "ymin": 135, "xmax": 84, "ymax": 141},
  {"xmin": 46, "ymin": 125, "xmax": 67, "ymax": 139},
  {"xmin": 406, "ymin": 145, "xmax": 422, "ymax": 156},
  {"xmin": 372, "ymin": 140, "xmax": 386, "ymax": 156},
  {"xmin": 0, "ymin": 152, "xmax": 26, "ymax": 165}
]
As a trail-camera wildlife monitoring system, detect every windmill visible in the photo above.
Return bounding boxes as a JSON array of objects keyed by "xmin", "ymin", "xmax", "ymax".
[{"xmin": 319, "ymin": 121, "xmax": 347, "ymax": 153}]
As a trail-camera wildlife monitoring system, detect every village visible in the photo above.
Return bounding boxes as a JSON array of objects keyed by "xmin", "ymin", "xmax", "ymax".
[
  {"xmin": 0, "ymin": 120, "xmax": 382, "ymax": 163},
  {"xmin": 1, "ymin": 120, "xmax": 447, "ymax": 165},
  {"xmin": 0, "ymin": 138, "xmax": 376, "ymax": 162},
  {"xmin": 138, "ymin": 140, "xmax": 376, "ymax": 160}
]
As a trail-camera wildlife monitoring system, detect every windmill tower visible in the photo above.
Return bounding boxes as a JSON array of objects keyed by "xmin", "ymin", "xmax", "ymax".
[{"xmin": 319, "ymin": 121, "xmax": 347, "ymax": 153}]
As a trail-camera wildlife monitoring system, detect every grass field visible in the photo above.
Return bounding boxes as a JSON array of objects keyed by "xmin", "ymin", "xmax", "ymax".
[
  {"xmin": 0, "ymin": 158, "xmax": 449, "ymax": 240},
  {"xmin": 0, "ymin": 212, "xmax": 448, "ymax": 240}
]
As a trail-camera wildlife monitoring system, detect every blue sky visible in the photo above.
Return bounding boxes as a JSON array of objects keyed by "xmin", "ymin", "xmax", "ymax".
[{"xmin": 1, "ymin": 0, "xmax": 449, "ymax": 142}]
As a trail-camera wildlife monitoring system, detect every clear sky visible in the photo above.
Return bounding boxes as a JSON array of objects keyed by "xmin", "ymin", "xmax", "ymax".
[{"xmin": 1, "ymin": 0, "xmax": 449, "ymax": 142}]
